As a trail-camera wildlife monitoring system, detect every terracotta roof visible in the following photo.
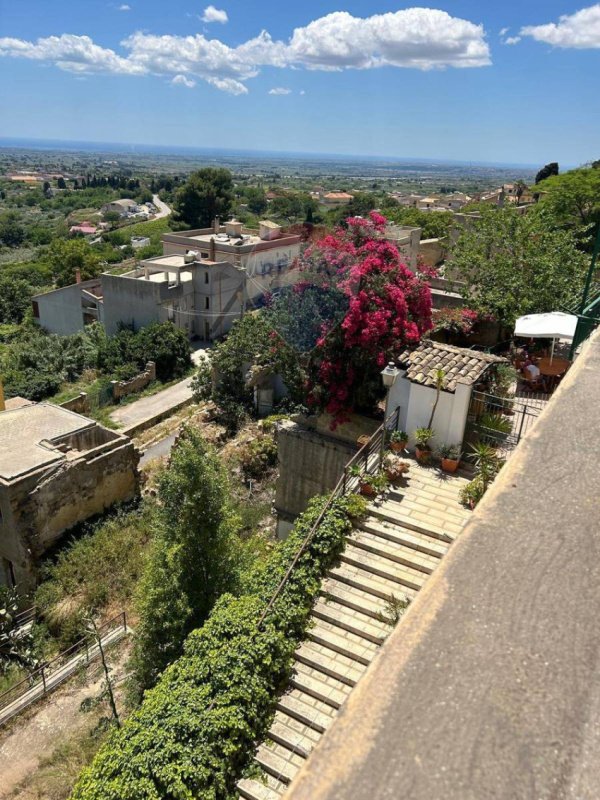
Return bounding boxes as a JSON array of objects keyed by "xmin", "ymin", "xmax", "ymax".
[{"xmin": 397, "ymin": 340, "xmax": 506, "ymax": 392}]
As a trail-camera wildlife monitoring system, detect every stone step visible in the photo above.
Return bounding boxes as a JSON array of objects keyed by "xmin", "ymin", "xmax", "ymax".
[
  {"xmin": 269, "ymin": 712, "xmax": 322, "ymax": 758},
  {"xmin": 290, "ymin": 661, "xmax": 352, "ymax": 709},
  {"xmin": 295, "ymin": 640, "xmax": 365, "ymax": 686},
  {"xmin": 341, "ymin": 543, "xmax": 427, "ymax": 592},
  {"xmin": 276, "ymin": 690, "xmax": 337, "ymax": 734},
  {"xmin": 368, "ymin": 501, "xmax": 456, "ymax": 542},
  {"xmin": 254, "ymin": 740, "xmax": 304, "ymax": 785},
  {"xmin": 358, "ymin": 516, "xmax": 448, "ymax": 559},
  {"xmin": 320, "ymin": 576, "xmax": 392, "ymax": 621},
  {"xmin": 296, "ymin": 640, "xmax": 366, "ymax": 686},
  {"xmin": 349, "ymin": 529, "xmax": 439, "ymax": 575},
  {"xmin": 308, "ymin": 619, "xmax": 378, "ymax": 666},
  {"xmin": 328, "ymin": 561, "xmax": 416, "ymax": 605},
  {"xmin": 238, "ymin": 777, "xmax": 284, "ymax": 800},
  {"xmin": 312, "ymin": 597, "xmax": 389, "ymax": 644},
  {"xmin": 386, "ymin": 487, "xmax": 470, "ymax": 523}
]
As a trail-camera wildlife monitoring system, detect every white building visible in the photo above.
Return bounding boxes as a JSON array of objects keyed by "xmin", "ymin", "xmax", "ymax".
[
  {"xmin": 33, "ymin": 218, "xmax": 302, "ymax": 341},
  {"xmin": 388, "ymin": 341, "xmax": 505, "ymax": 450}
]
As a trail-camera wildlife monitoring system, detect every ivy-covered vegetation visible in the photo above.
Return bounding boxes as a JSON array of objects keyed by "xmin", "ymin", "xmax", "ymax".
[{"xmin": 71, "ymin": 493, "xmax": 359, "ymax": 800}]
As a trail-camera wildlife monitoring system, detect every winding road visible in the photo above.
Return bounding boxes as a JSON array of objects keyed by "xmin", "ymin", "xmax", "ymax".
[{"xmin": 152, "ymin": 194, "xmax": 171, "ymax": 219}]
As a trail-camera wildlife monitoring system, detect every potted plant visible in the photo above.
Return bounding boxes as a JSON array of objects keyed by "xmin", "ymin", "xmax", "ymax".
[
  {"xmin": 384, "ymin": 453, "xmax": 410, "ymax": 483},
  {"xmin": 388, "ymin": 430, "xmax": 408, "ymax": 453},
  {"xmin": 439, "ymin": 443, "xmax": 461, "ymax": 473},
  {"xmin": 349, "ymin": 465, "xmax": 388, "ymax": 497},
  {"xmin": 414, "ymin": 428, "xmax": 434, "ymax": 464}
]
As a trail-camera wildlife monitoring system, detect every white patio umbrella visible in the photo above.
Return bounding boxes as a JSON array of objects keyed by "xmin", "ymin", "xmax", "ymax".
[{"xmin": 514, "ymin": 311, "xmax": 578, "ymax": 363}]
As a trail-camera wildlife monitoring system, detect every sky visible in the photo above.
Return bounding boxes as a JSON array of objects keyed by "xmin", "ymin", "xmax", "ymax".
[{"xmin": 0, "ymin": 1, "xmax": 599, "ymax": 165}]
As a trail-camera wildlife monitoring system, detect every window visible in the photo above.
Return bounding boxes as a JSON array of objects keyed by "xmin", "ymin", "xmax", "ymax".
[
  {"xmin": 204, "ymin": 272, "xmax": 209, "ymax": 284},
  {"xmin": 201, "ymin": 251, "xmax": 210, "ymax": 259},
  {"xmin": 32, "ymin": 300, "xmax": 39, "ymax": 318},
  {"xmin": 205, "ymin": 297, "xmax": 210, "ymax": 310}
]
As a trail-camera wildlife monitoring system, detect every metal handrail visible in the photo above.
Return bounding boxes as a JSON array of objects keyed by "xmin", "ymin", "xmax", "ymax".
[
  {"xmin": 257, "ymin": 406, "xmax": 400, "ymax": 629},
  {"xmin": 0, "ymin": 610, "xmax": 127, "ymax": 714}
]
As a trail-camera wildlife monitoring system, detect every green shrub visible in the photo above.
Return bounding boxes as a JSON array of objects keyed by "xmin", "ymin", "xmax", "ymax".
[
  {"xmin": 71, "ymin": 494, "xmax": 354, "ymax": 800},
  {"xmin": 237, "ymin": 434, "xmax": 278, "ymax": 480}
]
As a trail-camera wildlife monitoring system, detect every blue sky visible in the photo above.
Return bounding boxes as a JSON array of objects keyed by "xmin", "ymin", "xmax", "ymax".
[{"xmin": 0, "ymin": 1, "xmax": 599, "ymax": 165}]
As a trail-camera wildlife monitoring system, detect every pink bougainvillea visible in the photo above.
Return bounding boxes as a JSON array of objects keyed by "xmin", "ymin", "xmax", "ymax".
[{"xmin": 293, "ymin": 212, "xmax": 433, "ymax": 425}]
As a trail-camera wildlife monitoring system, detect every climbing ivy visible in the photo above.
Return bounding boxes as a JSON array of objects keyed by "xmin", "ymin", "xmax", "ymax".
[{"xmin": 71, "ymin": 494, "xmax": 357, "ymax": 800}]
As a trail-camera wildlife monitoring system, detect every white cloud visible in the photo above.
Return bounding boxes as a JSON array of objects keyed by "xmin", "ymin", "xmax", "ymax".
[
  {"xmin": 118, "ymin": 4, "xmax": 131, "ymax": 11},
  {"xmin": 520, "ymin": 3, "xmax": 600, "ymax": 48},
  {"xmin": 504, "ymin": 36, "xmax": 521, "ymax": 46},
  {"xmin": 268, "ymin": 87, "xmax": 292, "ymax": 95},
  {"xmin": 0, "ymin": 8, "xmax": 491, "ymax": 94},
  {"xmin": 0, "ymin": 33, "xmax": 144, "ymax": 75},
  {"xmin": 172, "ymin": 73, "xmax": 196, "ymax": 88},
  {"xmin": 201, "ymin": 5, "xmax": 228, "ymax": 24},
  {"xmin": 499, "ymin": 27, "xmax": 509, "ymax": 37},
  {"xmin": 206, "ymin": 76, "xmax": 248, "ymax": 94},
  {"xmin": 286, "ymin": 9, "xmax": 490, "ymax": 71},
  {"xmin": 299, "ymin": 89, "xmax": 306, "ymax": 95}
]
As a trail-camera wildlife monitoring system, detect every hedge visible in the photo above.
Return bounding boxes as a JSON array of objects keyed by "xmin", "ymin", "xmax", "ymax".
[{"xmin": 71, "ymin": 494, "xmax": 361, "ymax": 800}]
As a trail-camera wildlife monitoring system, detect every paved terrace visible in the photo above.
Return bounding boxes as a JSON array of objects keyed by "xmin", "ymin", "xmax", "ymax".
[{"xmin": 284, "ymin": 327, "xmax": 600, "ymax": 800}]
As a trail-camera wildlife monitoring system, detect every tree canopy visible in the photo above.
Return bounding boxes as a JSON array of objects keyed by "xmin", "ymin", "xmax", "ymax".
[
  {"xmin": 130, "ymin": 428, "xmax": 243, "ymax": 693},
  {"xmin": 535, "ymin": 165, "xmax": 600, "ymax": 235},
  {"xmin": 173, "ymin": 168, "xmax": 234, "ymax": 229},
  {"xmin": 450, "ymin": 205, "xmax": 589, "ymax": 326},
  {"xmin": 45, "ymin": 238, "xmax": 102, "ymax": 288}
]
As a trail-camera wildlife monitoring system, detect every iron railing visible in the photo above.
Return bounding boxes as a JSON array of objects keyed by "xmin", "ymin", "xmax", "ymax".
[
  {"xmin": 0, "ymin": 611, "xmax": 128, "ymax": 724},
  {"xmin": 257, "ymin": 406, "xmax": 400, "ymax": 628}
]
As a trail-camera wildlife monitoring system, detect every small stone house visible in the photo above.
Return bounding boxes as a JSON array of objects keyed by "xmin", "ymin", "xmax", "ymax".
[
  {"xmin": 0, "ymin": 403, "xmax": 139, "ymax": 594},
  {"xmin": 389, "ymin": 341, "xmax": 506, "ymax": 449}
]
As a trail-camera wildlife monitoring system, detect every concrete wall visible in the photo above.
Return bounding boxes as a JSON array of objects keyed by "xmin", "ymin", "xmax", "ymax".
[
  {"xmin": 275, "ymin": 421, "xmax": 356, "ymax": 537},
  {"xmin": 389, "ymin": 373, "xmax": 472, "ymax": 450},
  {"xmin": 33, "ymin": 282, "xmax": 86, "ymax": 335},
  {"xmin": 102, "ymin": 273, "xmax": 165, "ymax": 335},
  {"xmin": 274, "ymin": 414, "xmax": 381, "ymax": 537}
]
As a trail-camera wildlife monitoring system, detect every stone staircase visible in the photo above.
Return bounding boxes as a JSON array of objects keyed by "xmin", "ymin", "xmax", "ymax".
[{"xmin": 237, "ymin": 461, "xmax": 471, "ymax": 800}]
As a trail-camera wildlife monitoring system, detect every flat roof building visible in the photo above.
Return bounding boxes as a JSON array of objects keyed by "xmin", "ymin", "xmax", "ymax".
[{"xmin": 0, "ymin": 403, "xmax": 139, "ymax": 593}]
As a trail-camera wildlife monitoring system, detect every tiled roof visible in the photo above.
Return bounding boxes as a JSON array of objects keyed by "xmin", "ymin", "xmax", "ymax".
[{"xmin": 397, "ymin": 340, "xmax": 506, "ymax": 392}]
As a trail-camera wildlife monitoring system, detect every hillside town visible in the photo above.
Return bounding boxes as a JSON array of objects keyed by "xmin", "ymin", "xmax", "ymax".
[{"xmin": 1, "ymin": 1, "xmax": 600, "ymax": 799}]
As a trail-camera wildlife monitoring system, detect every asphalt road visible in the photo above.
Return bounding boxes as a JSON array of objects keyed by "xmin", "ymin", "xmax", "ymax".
[
  {"xmin": 139, "ymin": 432, "xmax": 178, "ymax": 467},
  {"xmin": 152, "ymin": 194, "xmax": 171, "ymax": 219}
]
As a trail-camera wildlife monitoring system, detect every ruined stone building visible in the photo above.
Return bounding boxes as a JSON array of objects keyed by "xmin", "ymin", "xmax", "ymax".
[{"xmin": 0, "ymin": 403, "xmax": 139, "ymax": 593}]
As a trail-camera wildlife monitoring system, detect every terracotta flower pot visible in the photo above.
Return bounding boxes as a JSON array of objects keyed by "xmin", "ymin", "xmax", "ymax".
[
  {"xmin": 415, "ymin": 446, "xmax": 431, "ymax": 464},
  {"xmin": 359, "ymin": 481, "xmax": 377, "ymax": 497},
  {"xmin": 441, "ymin": 457, "xmax": 460, "ymax": 474},
  {"xmin": 390, "ymin": 440, "xmax": 407, "ymax": 453}
]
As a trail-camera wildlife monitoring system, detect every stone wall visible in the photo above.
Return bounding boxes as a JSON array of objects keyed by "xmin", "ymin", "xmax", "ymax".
[
  {"xmin": 59, "ymin": 392, "xmax": 90, "ymax": 414},
  {"xmin": 3, "ymin": 437, "xmax": 139, "ymax": 592},
  {"xmin": 419, "ymin": 238, "xmax": 446, "ymax": 267},
  {"xmin": 112, "ymin": 361, "xmax": 156, "ymax": 400}
]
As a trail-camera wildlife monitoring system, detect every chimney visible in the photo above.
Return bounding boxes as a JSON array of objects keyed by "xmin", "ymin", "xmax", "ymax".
[
  {"xmin": 213, "ymin": 216, "xmax": 220, "ymax": 234},
  {"xmin": 0, "ymin": 379, "xmax": 5, "ymax": 412},
  {"xmin": 209, "ymin": 236, "xmax": 216, "ymax": 261},
  {"xmin": 75, "ymin": 268, "xmax": 82, "ymax": 284}
]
